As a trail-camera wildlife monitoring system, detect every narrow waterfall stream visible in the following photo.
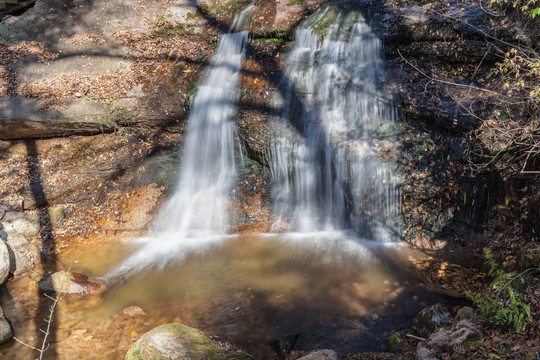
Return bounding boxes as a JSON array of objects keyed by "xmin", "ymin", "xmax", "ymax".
[
  {"xmin": 25, "ymin": 6, "xmax": 456, "ymax": 359},
  {"xmin": 105, "ymin": 15, "xmax": 251, "ymax": 279}
]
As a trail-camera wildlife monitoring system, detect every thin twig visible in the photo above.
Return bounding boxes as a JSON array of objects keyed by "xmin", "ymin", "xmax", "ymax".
[
  {"xmin": 13, "ymin": 337, "xmax": 42, "ymax": 352},
  {"xmin": 406, "ymin": 333, "xmax": 427, "ymax": 341}
]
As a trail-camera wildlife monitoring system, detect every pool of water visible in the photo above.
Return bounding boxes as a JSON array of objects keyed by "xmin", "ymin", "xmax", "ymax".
[{"xmin": 1, "ymin": 232, "xmax": 457, "ymax": 359}]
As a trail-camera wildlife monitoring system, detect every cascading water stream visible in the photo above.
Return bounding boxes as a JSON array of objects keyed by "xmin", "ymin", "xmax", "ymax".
[
  {"xmin": 268, "ymin": 12, "xmax": 400, "ymax": 242},
  {"xmin": 106, "ymin": 10, "xmax": 252, "ymax": 279}
]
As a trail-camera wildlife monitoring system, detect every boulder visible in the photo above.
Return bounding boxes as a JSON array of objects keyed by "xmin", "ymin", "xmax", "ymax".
[
  {"xmin": 413, "ymin": 304, "xmax": 453, "ymax": 338},
  {"xmin": 517, "ymin": 242, "xmax": 540, "ymax": 271},
  {"xmin": 2, "ymin": 212, "xmax": 40, "ymax": 238},
  {"xmin": 7, "ymin": 242, "xmax": 39, "ymax": 276},
  {"xmin": 125, "ymin": 323, "xmax": 249, "ymax": 360},
  {"xmin": 0, "ymin": 241, "xmax": 10, "ymax": 284},
  {"xmin": 298, "ymin": 349, "xmax": 338, "ymax": 360},
  {"xmin": 448, "ymin": 320, "xmax": 483, "ymax": 348},
  {"xmin": 426, "ymin": 329, "xmax": 452, "ymax": 353},
  {"xmin": 424, "ymin": 320, "xmax": 483, "ymax": 356},
  {"xmin": 0, "ymin": 305, "xmax": 12, "ymax": 344},
  {"xmin": 37, "ymin": 271, "xmax": 106, "ymax": 296},
  {"xmin": 454, "ymin": 307, "xmax": 479, "ymax": 324}
]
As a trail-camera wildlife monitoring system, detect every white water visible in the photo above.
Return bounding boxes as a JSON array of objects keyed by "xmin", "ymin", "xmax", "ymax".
[
  {"xmin": 268, "ymin": 13, "xmax": 400, "ymax": 242},
  {"xmin": 106, "ymin": 16, "xmax": 250, "ymax": 279}
]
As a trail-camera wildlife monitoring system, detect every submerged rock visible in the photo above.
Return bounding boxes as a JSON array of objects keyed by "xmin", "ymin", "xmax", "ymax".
[
  {"xmin": 413, "ymin": 304, "xmax": 453, "ymax": 338},
  {"xmin": 37, "ymin": 271, "xmax": 106, "ymax": 296},
  {"xmin": 125, "ymin": 323, "xmax": 251, "ymax": 360}
]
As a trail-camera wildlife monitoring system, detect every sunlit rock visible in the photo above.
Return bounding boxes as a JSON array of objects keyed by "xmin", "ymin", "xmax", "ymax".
[
  {"xmin": 125, "ymin": 323, "xmax": 251, "ymax": 360},
  {"xmin": 38, "ymin": 271, "xmax": 106, "ymax": 296},
  {"xmin": 0, "ymin": 240, "xmax": 9, "ymax": 284}
]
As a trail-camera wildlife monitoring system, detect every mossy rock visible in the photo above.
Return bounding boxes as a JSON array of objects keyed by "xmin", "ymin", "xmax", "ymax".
[
  {"xmin": 125, "ymin": 323, "xmax": 250, "ymax": 360},
  {"xmin": 386, "ymin": 329, "xmax": 417, "ymax": 353},
  {"xmin": 517, "ymin": 242, "xmax": 540, "ymax": 272},
  {"xmin": 413, "ymin": 303, "xmax": 453, "ymax": 338}
]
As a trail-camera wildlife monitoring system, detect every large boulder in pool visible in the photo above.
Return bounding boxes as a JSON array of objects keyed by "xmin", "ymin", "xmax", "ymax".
[{"xmin": 125, "ymin": 323, "xmax": 252, "ymax": 360}]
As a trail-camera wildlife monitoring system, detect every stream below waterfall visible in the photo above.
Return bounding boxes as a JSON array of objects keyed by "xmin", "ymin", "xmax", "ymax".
[{"xmin": 1, "ymin": 236, "xmax": 458, "ymax": 359}]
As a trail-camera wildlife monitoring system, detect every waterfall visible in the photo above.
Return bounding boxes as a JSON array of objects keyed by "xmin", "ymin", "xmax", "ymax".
[
  {"xmin": 268, "ymin": 13, "xmax": 400, "ymax": 242},
  {"xmin": 106, "ymin": 11, "xmax": 251, "ymax": 278}
]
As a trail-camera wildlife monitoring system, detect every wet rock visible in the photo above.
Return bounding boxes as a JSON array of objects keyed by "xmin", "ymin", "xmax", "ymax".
[
  {"xmin": 517, "ymin": 242, "xmax": 540, "ymax": 271},
  {"xmin": 413, "ymin": 304, "xmax": 453, "ymax": 338},
  {"xmin": 48, "ymin": 205, "xmax": 65, "ymax": 226},
  {"xmin": 122, "ymin": 306, "xmax": 147, "ymax": 318},
  {"xmin": 0, "ymin": 241, "xmax": 10, "ymax": 284},
  {"xmin": 38, "ymin": 271, "xmax": 106, "ymax": 296},
  {"xmin": 298, "ymin": 349, "xmax": 337, "ymax": 360},
  {"xmin": 0, "ymin": 305, "xmax": 12, "ymax": 344},
  {"xmin": 125, "ymin": 323, "xmax": 247, "ymax": 360},
  {"xmin": 273, "ymin": 333, "xmax": 299, "ymax": 358},
  {"xmin": 455, "ymin": 306, "xmax": 479, "ymax": 324}
]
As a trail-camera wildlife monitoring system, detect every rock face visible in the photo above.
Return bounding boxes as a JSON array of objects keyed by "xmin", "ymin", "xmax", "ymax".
[
  {"xmin": 413, "ymin": 304, "xmax": 453, "ymax": 338},
  {"xmin": 125, "ymin": 323, "xmax": 250, "ymax": 360}
]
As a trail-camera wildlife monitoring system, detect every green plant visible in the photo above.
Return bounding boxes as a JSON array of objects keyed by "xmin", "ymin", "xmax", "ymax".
[
  {"xmin": 489, "ymin": 0, "xmax": 540, "ymax": 18},
  {"xmin": 467, "ymin": 249, "xmax": 533, "ymax": 333}
]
